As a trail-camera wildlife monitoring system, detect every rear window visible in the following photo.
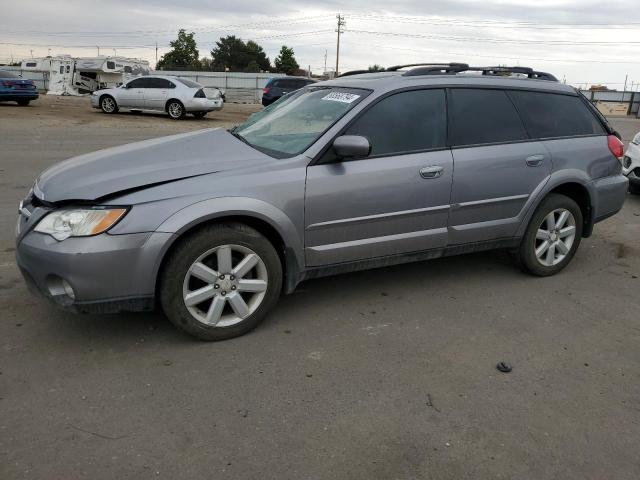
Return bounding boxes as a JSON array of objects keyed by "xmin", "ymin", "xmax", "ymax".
[
  {"xmin": 175, "ymin": 78, "xmax": 202, "ymax": 89},
  {"xmin": 449, "ymin": 89, "xmax": 528, "ymax": 147},
  {"xmin": 0, "ymin": 70, "xmax": 20, "ymax": 78},
  {"xmin": 508, "ymin": 91, "xmax": 605, "ymax": 138}
]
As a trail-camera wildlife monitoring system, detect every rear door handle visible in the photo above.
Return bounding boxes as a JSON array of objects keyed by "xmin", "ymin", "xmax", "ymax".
[
  {"xmin": 419, "ymin": 166, "xmax": 444, "ymax": 179},
  {"xmin": 525, "ymin": 154, "xmax": 545, "ymax": 167}
]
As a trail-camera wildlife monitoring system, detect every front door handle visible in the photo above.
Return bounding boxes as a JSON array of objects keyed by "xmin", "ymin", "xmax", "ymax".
[
  {"xmin": 419, "ymin": 165, "xmax": 444, "ymax": 179},
  {"xmin": 525, "ymin": 154, "xmax": 545, "ymax": 167}
]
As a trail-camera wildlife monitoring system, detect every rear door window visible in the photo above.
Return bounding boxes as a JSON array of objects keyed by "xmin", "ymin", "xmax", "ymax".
[
  {"xmin": 127, "ymin": 78, "xmax": 149, "ymax": 88},
  {"xmin": 449, "ymin": 89, "xmax": 528, "ymax": 147},
  {"xmin": 147, "ymin": 78, "xmax": 173, "ymax": 88},
  {"xmin": 345, "ymin": 89, "xmax": 447, "ymax": 156},
  {"xmin": 507, "ymin": 91, "xmax": 605, "ymax": 138}
]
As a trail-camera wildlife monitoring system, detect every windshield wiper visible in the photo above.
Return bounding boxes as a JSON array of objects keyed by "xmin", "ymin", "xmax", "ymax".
[{"xmin": 229, "ymin": 130, "xmax": 252, "ymax": 147}]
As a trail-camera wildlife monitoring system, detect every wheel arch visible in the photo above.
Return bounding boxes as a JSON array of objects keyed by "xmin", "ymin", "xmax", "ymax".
[
  {"xmin": 165, "ymin": 98, "xmax": 184, "ymax": 112},
  {"xmin": 152, "ymin": 198, "xmax": 305, "ymax": 300},
  {"xmin": 548, "ymin": 182, "xmax": 593, "ymax": 236},
  {"xmin": 519, "ymin": 176, "xmax": 595, "ymax": 239},
  {"xmin": 99, "ymin": 93, "xmax": 116, "ymax": 106}
]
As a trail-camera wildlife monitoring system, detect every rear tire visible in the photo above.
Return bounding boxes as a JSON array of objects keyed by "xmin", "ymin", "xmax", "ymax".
[
  {"xmin": 17, "ymin": 99, "xmax": 30, "ymax": 106},
  {"xmin": 515, "ymin": 193, "xmax": 583, "ymax": 276},
  {"xmin": 629, "ymin": 181, "xmax": 640, "ymax": 195},
  {"xmin": 100, "ymin": 95, "xmax": 118, "ymax": 114},
  {"xmin": 192, "ymin": 112, "xmax": 207, "ymax": 119},
  {"xmin": 166, "ymin": 100, "xmax": 185, "ymax": 120},
  {"xmin": 159, "ymin": 223, "xmax": 283, "ymax": 341}
]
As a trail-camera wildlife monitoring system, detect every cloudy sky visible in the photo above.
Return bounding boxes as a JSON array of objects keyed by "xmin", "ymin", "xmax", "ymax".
[{"xmin": 2, "ymin": 0, "xmax": 640, "ymax": 89}]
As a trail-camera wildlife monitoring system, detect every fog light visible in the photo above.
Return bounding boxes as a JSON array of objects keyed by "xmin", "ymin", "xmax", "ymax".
[
  {"xmin": 46, "ymin": 275, "xmax": 76, "ymax": 305},
  {"xmin": 62, "ymin": 279, "xmax": 75, "ymax": 300}
]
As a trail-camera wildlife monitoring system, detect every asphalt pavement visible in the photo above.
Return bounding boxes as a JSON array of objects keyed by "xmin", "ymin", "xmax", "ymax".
[{"xmin": 1, "ymin": 99, "xmax": 639, "ymax": 480}]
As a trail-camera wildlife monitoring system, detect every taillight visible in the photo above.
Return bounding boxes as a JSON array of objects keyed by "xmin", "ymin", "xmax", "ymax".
[
  {"xmin": 607, "ymin": 134, "xmax": 624, "ymax": 160},
  {"xmin": 262, "ymin": 87, "xmax": 270, "ymax": 94},
  {"xmin": 1, "ymin": 80, "xmax": 13, "ymax": 87},
  {"xmin": 194, "ymin": 89, "xmax": 205, "ymax": 98}
]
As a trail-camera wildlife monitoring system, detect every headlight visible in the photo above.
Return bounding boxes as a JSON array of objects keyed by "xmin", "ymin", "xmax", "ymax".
[
  {"xmin": 632, "ymin": 132, "xmax": 640, "ymax": 145},
  {"xmin": 34, "ymin": 208, "xmax": 127, "ymax": 241}
]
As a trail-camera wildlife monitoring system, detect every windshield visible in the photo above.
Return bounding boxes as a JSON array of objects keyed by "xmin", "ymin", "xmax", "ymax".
[{"xmin": 234, "ymin": 87, "xmax": 369, "ymax": 158}]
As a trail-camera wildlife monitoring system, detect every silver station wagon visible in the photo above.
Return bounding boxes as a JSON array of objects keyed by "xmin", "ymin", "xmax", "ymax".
[{"xmin": 17, "ymin": 63, "xmax": 628, "ymax": 340}]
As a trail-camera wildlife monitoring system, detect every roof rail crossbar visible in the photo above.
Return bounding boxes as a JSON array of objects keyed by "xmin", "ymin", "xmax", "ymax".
[
  {"xmin": 337, "ymin": 63, "xmax": 558, "ymax": 81},
  {"xmin": 402, "ymin": 64, "xmax": 470, "ymax": 76},
  {"xmin": 385, "ymin": 62, "xmax": 468, "ymax": 72},
  {"xmin": 338, "ymin": 69, "xmax": 373, "ymax": 77},
  {"xmin": 467, "ymin": 66, "xmax": 558, "ymax": 82}
]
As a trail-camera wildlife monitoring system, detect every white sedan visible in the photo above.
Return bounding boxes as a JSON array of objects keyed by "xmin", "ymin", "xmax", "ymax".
[
  {"xmin": 91, "ymin": 75, "xmax": 224, "ymax": 120},
  {"xmin": 623, "ymin": 131, "xmax": 640, "ymax": 194}
]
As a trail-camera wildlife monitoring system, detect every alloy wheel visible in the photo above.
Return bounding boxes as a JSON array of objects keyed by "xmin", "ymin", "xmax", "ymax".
[
  {"xmin": 168, "ymin": 102, "xmax": 183, "ymax": 118},
  {"xmin": 534, "ymin": 208, "xmax": 577, "ymax": 267},
  {"xmin": 182, "ymin": 244, "xmax": 268, "ymax": 327},
  {"xmin": 101, "ymin": 97, "xmax": 115, "ymax": 113}
]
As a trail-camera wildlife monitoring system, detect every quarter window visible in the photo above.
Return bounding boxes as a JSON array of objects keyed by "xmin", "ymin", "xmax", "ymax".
[
  {"xmin": 508, "ymin": 91, "xmax": 605, "ymax": 138},
  {"xmin": 449, "ymin": 89, "xmax": 528, "ymax": 146},
  {"xmin": 345, "ymin": 89, "xmax": 447, "ymax": 156}
]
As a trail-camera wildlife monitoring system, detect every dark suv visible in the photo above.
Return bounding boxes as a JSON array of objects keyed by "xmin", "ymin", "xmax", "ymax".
[{"xmin": 261, "ymin": 76, "xmax": 317, "ymax": 106}]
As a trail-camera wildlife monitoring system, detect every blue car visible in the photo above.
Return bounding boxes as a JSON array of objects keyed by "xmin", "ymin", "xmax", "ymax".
[{"xmin": 0, "ymin": 70, "xmax": 38, "ymax": 106}]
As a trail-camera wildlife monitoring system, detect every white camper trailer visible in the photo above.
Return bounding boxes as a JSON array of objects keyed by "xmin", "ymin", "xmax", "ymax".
[{"xmin": 20, "ymin": 55, "xmax": 149, "ymax": 95}]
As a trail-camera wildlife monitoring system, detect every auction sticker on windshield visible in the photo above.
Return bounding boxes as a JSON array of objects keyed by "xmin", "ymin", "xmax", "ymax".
[{"xmin": 322, "ymin": 92, "xmax": 360, "ymax": 103}]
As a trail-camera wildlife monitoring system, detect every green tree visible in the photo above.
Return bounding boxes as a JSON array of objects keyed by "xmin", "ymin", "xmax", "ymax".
[
  {"xmin": 274, "ymin": 45, "xmax": 299, "ymax": 75},
  {"xmin": 210, "ymin": 36, "xmax": 271, "ymax": 72},
  {"xmin": 245, "ymin": 40, "xmax": 270, "ymax": 71},
  {"xmin": 368, "ymin": 64, "xmax": 385, "ymax": 72},
  {"xmin": 156, "ymin": 29, "xmax": 201, "ymax": 70}
]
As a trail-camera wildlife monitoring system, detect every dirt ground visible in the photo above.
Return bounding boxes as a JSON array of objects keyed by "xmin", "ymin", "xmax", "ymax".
[
  {"xmin": 1, "ymin": 97, "xmax": 640, "ymax": 480},
  {"xmin": 0, "ymin": 94, "xmax": 261, "ymax": 131}
]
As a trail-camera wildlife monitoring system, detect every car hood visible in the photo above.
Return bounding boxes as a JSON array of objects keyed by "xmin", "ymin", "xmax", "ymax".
[{"xmin": 35, "ymin": 128, "xmax": 274, "ymax": 202}]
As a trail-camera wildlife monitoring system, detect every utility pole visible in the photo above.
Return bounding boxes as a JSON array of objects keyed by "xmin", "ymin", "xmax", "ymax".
[
  {"xmin": 113, "ymin": 48, "xmax": 117, "ymax": 57},
  {"xmin": 623, "ymin": 73, "xmax": 628, "ymax": 92},
  {"xmin": 155, "ymin": 41, "xmax": 158, "ymax": 65},
  {"xmin": 30, "ymin": 49, "xmax": 33, "ymax": 58},
  {"xmin": 97, "ymin": 46, "xmax": 100, "ymax": 56},
  {"xmin": 324, "ymin": 49, "xmax": 327, "ymax": 74},
  {"xmin": 335, "ymin": 14, "xmax": 345, "ymax": 76}
]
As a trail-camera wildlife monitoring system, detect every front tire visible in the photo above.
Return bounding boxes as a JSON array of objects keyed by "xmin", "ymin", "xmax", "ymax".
[
  {"xmin": 515, "ymin": 193, "xmax": 583, "ymax": 276},
  {"xmin": 159, "ymin": 223, "xmax": 283, "ymax": 341},
  {"xmin": 192, "ymin": 112, "xmax": 207, "ymax": 119},
  {"xmin": 629, "ymin": 181, "xmax": 640, "ymax": 195},
  {"xmin": 166, "ymin": 100, "xmax": 185, "ymax": 120},
  {"xmin": 100, "ymin": 95, "xmax": 118, "ymax": 114}
]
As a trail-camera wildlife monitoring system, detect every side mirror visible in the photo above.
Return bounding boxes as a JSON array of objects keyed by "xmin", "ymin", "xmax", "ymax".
[{"xmin": 333, "ymin": 135, "xmax": 371, "ymax": 159}]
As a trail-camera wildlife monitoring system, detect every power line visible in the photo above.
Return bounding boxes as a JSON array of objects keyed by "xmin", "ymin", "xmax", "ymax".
[
  {"xmin": 344, "ymin": 41, "xmax": 640, "ymax": 65},
  {"xmin": 345, "ymin": 29, "xmax": 640, "ymax": 47},
  {"xmin": 0, "ymin": 15, "xmax": 334, "ymax": 37},
  {"xmin": 344, "ymin": 13, "xmax": 640, "ymax": 28}
]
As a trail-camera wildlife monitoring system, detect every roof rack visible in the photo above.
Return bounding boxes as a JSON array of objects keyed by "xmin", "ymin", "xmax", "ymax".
[
  {"xmin": 338, "ymin": 69, "xmax": 374, "ymax": 77},
  {"xmin": 385, "ymin": 62, "xmax": 469, "ymax": 72},
  {"xmin": 466, "ymin": 66, "xmax": 558, "ymax": 82},
  {"xmin": 338, "ymin": 62, "xmax": 557, "ymax": 82}
]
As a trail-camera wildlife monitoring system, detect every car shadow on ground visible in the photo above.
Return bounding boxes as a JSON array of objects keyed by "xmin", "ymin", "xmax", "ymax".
[{"xmin": 37, "ymin": 249, "xmax": 521, "ymax": 345}]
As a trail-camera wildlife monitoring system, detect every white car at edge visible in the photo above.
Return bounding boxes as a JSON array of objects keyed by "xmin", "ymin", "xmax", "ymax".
[
  {"xmin": 623, "ymin": 131, "xmax": 640, "ymax": 194},
  {"xmin": 91, "ymin": 75, "xmax": 224, "ymax": 120}
]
